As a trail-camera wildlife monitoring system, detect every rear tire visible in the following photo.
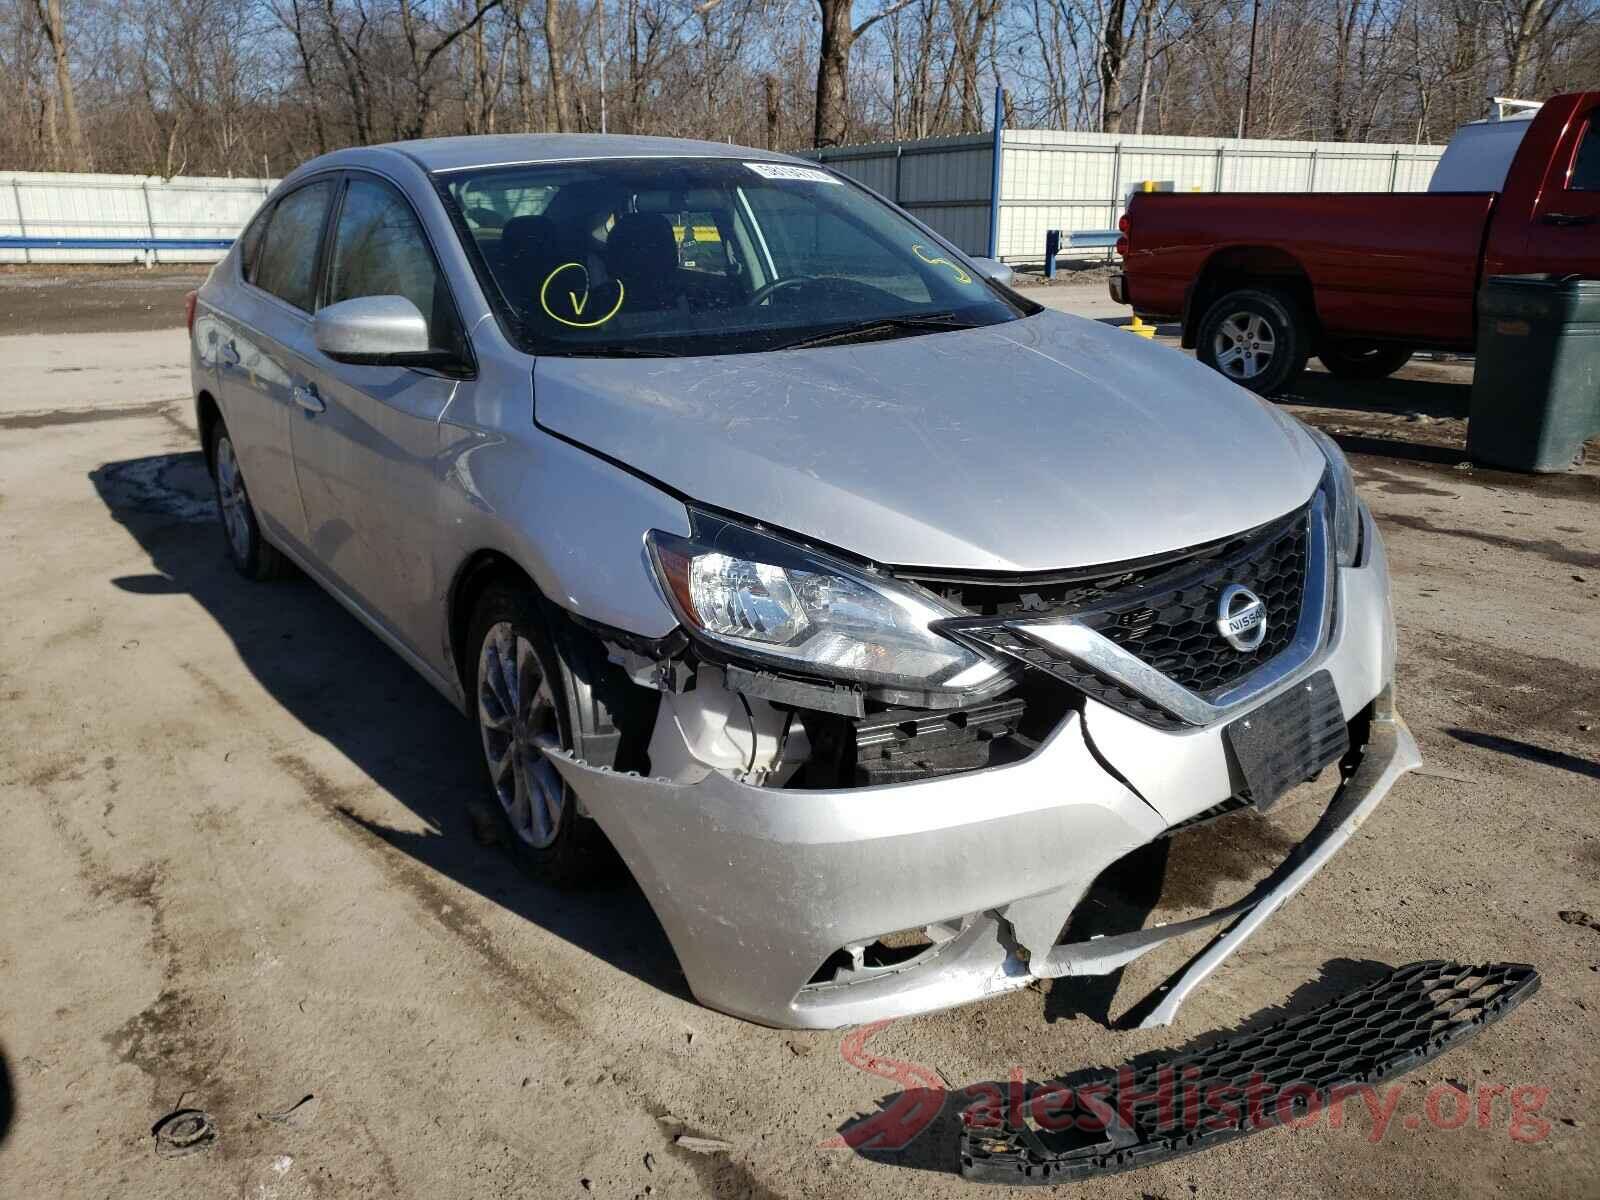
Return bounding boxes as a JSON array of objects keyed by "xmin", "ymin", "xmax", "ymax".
[
  {"xmin": 1196, "ymin": 288, "xmax": 1310, "ymax": 396},
  {"xmin": 467, "ymin": 583, "xmax": 619, "ymax": 889},
  {"xmin": 207, "ymin": 419, "xmax": 291, "ymax": 581},
  {"xmin": 1317, "ymin": 341, "xmax": 1413, "ymax": 380}
]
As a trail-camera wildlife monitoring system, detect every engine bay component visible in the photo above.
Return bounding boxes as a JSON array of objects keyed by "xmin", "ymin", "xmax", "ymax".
[
  {"xmin": 646, "ymin": 664, "xmax": 810, "ymax": 785},
  {"xmin": 852, "ymin": 697, "xmax": 1028, "ymax": 785}
]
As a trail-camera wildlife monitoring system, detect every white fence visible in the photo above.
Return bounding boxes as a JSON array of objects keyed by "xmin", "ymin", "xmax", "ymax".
[
  {"xmin": 0, "ymin": 171, "xmax": 276, "ymax": 264},
  {"xmin": 813, "ymin": 128, "xmax": 1448, "ymax": 263},
  {"xmin": 2, "ymin": 127, "xmax": 1447, "ymax": 266}
]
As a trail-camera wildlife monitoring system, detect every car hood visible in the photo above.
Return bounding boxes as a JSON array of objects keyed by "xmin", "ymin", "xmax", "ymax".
[{"xmin": 533, "ymin": 310, "xmax": 1325, "ymax": 572}]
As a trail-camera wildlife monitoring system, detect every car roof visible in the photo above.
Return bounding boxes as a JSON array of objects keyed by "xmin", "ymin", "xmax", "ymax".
[{"xmin": 368, "ymin": 133, "xmax": 809, "ymax": 174}]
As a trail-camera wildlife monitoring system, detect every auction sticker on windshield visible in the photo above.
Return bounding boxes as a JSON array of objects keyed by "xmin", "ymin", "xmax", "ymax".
[{"xmin": 744, "ymin": 162, "xmax": 841, "ymax": 184}]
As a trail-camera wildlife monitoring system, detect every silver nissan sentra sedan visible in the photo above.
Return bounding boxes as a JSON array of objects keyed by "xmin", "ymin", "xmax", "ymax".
[{"xmin": 188, "ymin": 134, "xmax": 1419, "ymax": 1029}]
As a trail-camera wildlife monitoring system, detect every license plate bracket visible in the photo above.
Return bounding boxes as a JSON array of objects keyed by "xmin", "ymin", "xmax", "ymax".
[{"xmin": 1224, "ymin": 670, "xmax": 1348, "ymax": 811}]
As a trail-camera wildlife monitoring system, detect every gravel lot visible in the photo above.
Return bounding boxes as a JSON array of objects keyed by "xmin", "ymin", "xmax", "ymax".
[{"xmin": 1, "ymin": 268, "xmax": 1597, "ymax": 1199}]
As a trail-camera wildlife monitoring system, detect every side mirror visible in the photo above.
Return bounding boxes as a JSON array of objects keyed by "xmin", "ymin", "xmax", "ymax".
[
  {"xmin": 314, "ymin": 295, "xmax": 433, "ymax": 365},
  {"xmin": 971, "ymin": 257, "xmax": 1015, "ymax": 288}
]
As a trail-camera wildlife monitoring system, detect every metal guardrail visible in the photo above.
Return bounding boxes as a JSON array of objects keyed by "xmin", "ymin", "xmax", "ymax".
[
  {"xmin": 1043, "ymin": 228, "xmax": 1119, "ymax": 277},
  {"xmin": 0, "ymin": 234, "xmax": 234, "ymax": 265}
]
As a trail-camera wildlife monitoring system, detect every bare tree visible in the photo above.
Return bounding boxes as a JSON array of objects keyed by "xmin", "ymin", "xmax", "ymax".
[
  {"xmin": 544, "ymin": 0, "xmax": 575, "ymax": 129},
  {"xmin": 4, "ymin": 0, "xmax": 1600, "ymax": 175},
  {"xmin": 29, "ymin": 0, "xmax": 88, "ymax": 167},
  {"xmin": 1499, "ymin": 0, "xmax": 1568, "ymax": 95}
]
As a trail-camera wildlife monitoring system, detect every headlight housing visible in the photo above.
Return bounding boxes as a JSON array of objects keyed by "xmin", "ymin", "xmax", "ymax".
[
  {"xmin": 1308, "ymin": 426, "xmax": 1363, "ymax": 567},
  {"xmin": 647, "ymin": 513, "xmax": 1006, "ymax": 702}
]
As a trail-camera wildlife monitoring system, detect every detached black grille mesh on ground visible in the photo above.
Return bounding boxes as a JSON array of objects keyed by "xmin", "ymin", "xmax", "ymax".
[
  {"xmin": 1078, "ymin": 509, "xmax": 1309, "ymax": 696},
  {"xmin": 959, "ymin": 961, "xmax": 1540, "ymax": 1186}
]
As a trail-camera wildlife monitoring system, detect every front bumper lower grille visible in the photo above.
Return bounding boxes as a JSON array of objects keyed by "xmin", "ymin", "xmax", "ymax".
[{"xmin": 959, "ymin": 960, "xmax": 1540, "ymax": 1185}]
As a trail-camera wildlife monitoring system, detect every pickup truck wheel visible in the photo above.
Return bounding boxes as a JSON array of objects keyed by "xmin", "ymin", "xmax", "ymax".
[
  {"xmin": 1317, "ymin": 341, "xmax": 1413, "ymax": 380},
  {"xmin": 1197, "ymin": 289, "xmax": 1309, "ymax": 395},
  {"xmin": 468, "ymin": 584, "xmax": 617, "ymax": 889}
]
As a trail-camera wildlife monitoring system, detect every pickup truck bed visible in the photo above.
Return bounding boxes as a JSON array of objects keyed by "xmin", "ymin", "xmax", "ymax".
[
  {"xmin": 1125, "ymin": 192, "xmax": 1497, "ymax": 349},
  {"xmin": 1116, "ymin": 91, "xmax": 1600, "ymax": 393}
]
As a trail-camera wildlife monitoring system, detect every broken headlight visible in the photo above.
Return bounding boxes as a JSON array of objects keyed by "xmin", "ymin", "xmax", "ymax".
[
  {"xmin": 647, "ymin": 514, "xmax": 1005, "ymax": 698},
  {"xmin": 1308, "ymin": 427, "xmax": 1363, "ymax": 567}
]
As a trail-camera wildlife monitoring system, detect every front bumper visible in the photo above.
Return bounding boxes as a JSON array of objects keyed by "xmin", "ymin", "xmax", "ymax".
[{"xmin": 547, "ymin": 510, "xmax": 1413, "ymax": 1029}]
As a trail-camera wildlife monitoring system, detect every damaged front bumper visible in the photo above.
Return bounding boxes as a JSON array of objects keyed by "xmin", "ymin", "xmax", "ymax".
[{"xmin": 546, "ymin": 511, "xmax": 1414, "ymax": 1029}]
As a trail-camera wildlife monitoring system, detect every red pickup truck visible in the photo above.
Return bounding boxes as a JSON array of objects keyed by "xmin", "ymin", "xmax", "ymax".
[{"xmin": 1112, "ymin": 91, "xmax": 1600, "ymax": 394}]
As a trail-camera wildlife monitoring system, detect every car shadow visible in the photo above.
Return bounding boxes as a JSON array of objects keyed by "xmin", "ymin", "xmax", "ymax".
[
  {"xmin": 1042, "ymin": 839, "xmax": 1171, "ymax": 1027},
  {"xmin": 0, "ymin": 1045, "xmax": 13, "ymax": 1150},
  {"xmin": 1447, "ymin": 728, "xmax": 1600, "ymax": 781},
  {"xmin": 89, "ymin": 452, "xmax": 691, "ymax": 1005},
  {"xmin": 1276, "ymin": 368, "xmax": 1472, "ymax": 421},
  {"xmin": 835, "ymin": 956, "xmax": 1395, "ymax": 1176}
]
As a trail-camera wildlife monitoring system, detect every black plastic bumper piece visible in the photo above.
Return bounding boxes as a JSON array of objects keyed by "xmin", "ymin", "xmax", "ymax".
[{"xmin": 959, "ymin": 960, "xmax": 1540, "ymax": 1186}]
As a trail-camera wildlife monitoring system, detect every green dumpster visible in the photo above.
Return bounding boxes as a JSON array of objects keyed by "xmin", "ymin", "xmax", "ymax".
[{"xmin": 1468, "ymin": 274, "xmax": 1600, "ymax": 472}]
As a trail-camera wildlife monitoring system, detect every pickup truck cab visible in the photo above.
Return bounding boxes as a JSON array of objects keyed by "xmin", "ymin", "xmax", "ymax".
[{"xmin": 1114, "ymin": 91, "xmax": 1600, "ymax": 393}]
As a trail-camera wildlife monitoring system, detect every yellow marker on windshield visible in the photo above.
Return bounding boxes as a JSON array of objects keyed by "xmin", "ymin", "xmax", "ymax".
[
  {"xmin": 539, "ymin": 262, "xmax": 625, "ymax": 328},
  {"xmin": 911, "ymin": 244, "xmax": 972, "ymax": 285}
]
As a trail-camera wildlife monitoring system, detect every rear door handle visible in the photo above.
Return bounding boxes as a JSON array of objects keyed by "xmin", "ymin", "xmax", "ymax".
[
  {"xmin": 1539, "ymin": 212, "xmax": 1595, "ymax": 226},
  {"xmin": 292, "ymin": 382, "xmax": 325, "ymax": 414}
]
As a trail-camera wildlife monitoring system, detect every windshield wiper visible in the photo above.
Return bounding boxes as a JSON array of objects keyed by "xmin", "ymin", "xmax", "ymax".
[
  {"xmin": 772, "ymin": 312, "xmax": 981, "ymax": 352},
  {"xmin": 557, "ymin": 344, "xmax": 683, "ymax": 358}
]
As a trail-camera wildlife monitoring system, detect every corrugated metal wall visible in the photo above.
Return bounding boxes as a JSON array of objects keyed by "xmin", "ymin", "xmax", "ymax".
[
  {"xmin": 4, "ymin": 132, "xmax": 1446, "ymax": 267},
  {"xmin": 814, "ymin": 129, "xmax": 1446, "ymax": 263},
  {"xmin": 0, "ymin": 171, "xmax": 276, "ymax": 264},
  {"xmin": 812, "ymin": 133, "xmax": 997, "ymax": 255}
]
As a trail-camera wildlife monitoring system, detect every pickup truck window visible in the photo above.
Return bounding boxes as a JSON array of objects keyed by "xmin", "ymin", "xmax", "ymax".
[{"xmin": 1569, "ymin": 118, "xmax": 1600, "ymax": 191}]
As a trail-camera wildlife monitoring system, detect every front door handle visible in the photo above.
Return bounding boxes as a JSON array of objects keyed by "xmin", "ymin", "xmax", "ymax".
[
  {"xmin": 1539, "ymin": 212, "xmax": 1595, "ymax": 226},
  {"xmin": 292, "ymin": 383, "xmax": 325, "ymax": 414}
]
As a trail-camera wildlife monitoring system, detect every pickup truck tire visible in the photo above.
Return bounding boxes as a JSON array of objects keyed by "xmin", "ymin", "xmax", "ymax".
[
  {"xmin": 1196, "ymin": 288, "xmax": 1310, "ymax": 396},
  {"xmin": 1317, "ymin": 342, "xmax": 1414, "ymax": 380}
]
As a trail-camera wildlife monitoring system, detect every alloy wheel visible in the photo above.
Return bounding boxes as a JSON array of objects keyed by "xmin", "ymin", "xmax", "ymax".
[
  {"xmin": 1212, "ymin": 312, "xmax": 1276, "ymax": 381},
  {"xmin": 477, "ymin": 621, "xmax": 567, "ymax": 849},
  {"xmin": 214, "ymin": 435, "xmax": 252, "ymax": 562}
]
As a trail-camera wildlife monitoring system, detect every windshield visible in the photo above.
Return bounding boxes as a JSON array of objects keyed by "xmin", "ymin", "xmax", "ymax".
[{"xmin": 437, "ymin": 157, "xmax": 1029, "ymax": 357}]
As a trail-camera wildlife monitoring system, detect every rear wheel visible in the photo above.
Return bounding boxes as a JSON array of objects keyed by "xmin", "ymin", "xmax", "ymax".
[
  {"xmin": 207, "ymin": 420, "xmax": 291, "ymax": 580},
  {"xmin": 467, "ymin": 584, "xmax": 617, "ymax": 888},
  {"xmin": 1196, "ymin": 288, "xmax": 1310, "ymax": 396},
  {"xmin": 1317, "ymin": 341, "xmax": 1413, "ymax": 379}
]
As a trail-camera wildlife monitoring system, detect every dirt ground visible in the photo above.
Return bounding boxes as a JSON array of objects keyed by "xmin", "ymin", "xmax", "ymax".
[
  {"xmin": 0, "ymin": 264, "xmax": 212, "ymax": 336},
  {"xmin": 1, "ymin": 269, "xmax": 1597, "ymax": 1199}
]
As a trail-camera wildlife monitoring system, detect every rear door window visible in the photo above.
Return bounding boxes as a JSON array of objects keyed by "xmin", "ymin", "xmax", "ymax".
[
  {"xmin": 325, "ymin": 176, "xmax": 462, "ymax": 353},
  {"xmin": 253, "ymin": 180, "xmax": 336, "ymax": 312},
  {"xmin": 238, "ymin": 205, "xmax": 271, "ymax": 282}
]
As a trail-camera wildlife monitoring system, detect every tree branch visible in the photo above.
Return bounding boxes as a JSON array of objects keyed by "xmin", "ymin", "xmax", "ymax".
[{"xmin": 853, "ymin": 0, "xmax": 920, "ymax": 41}]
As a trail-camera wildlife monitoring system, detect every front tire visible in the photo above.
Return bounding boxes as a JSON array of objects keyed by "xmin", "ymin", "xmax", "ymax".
[
  {"xmin": 207, "ymin": 420, "xmax": 291, "ymax": 580},
  {"xmin": 1317, "ymin": 341, "xmax": 1413, "ymax": 379},
  {"xmin": 467, "ymin": 584, "xmax": 616, "ymax": 888},
  {"xmin": 1196, "ymin": 288, "xmax": 1310, "ymax": 396}
]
